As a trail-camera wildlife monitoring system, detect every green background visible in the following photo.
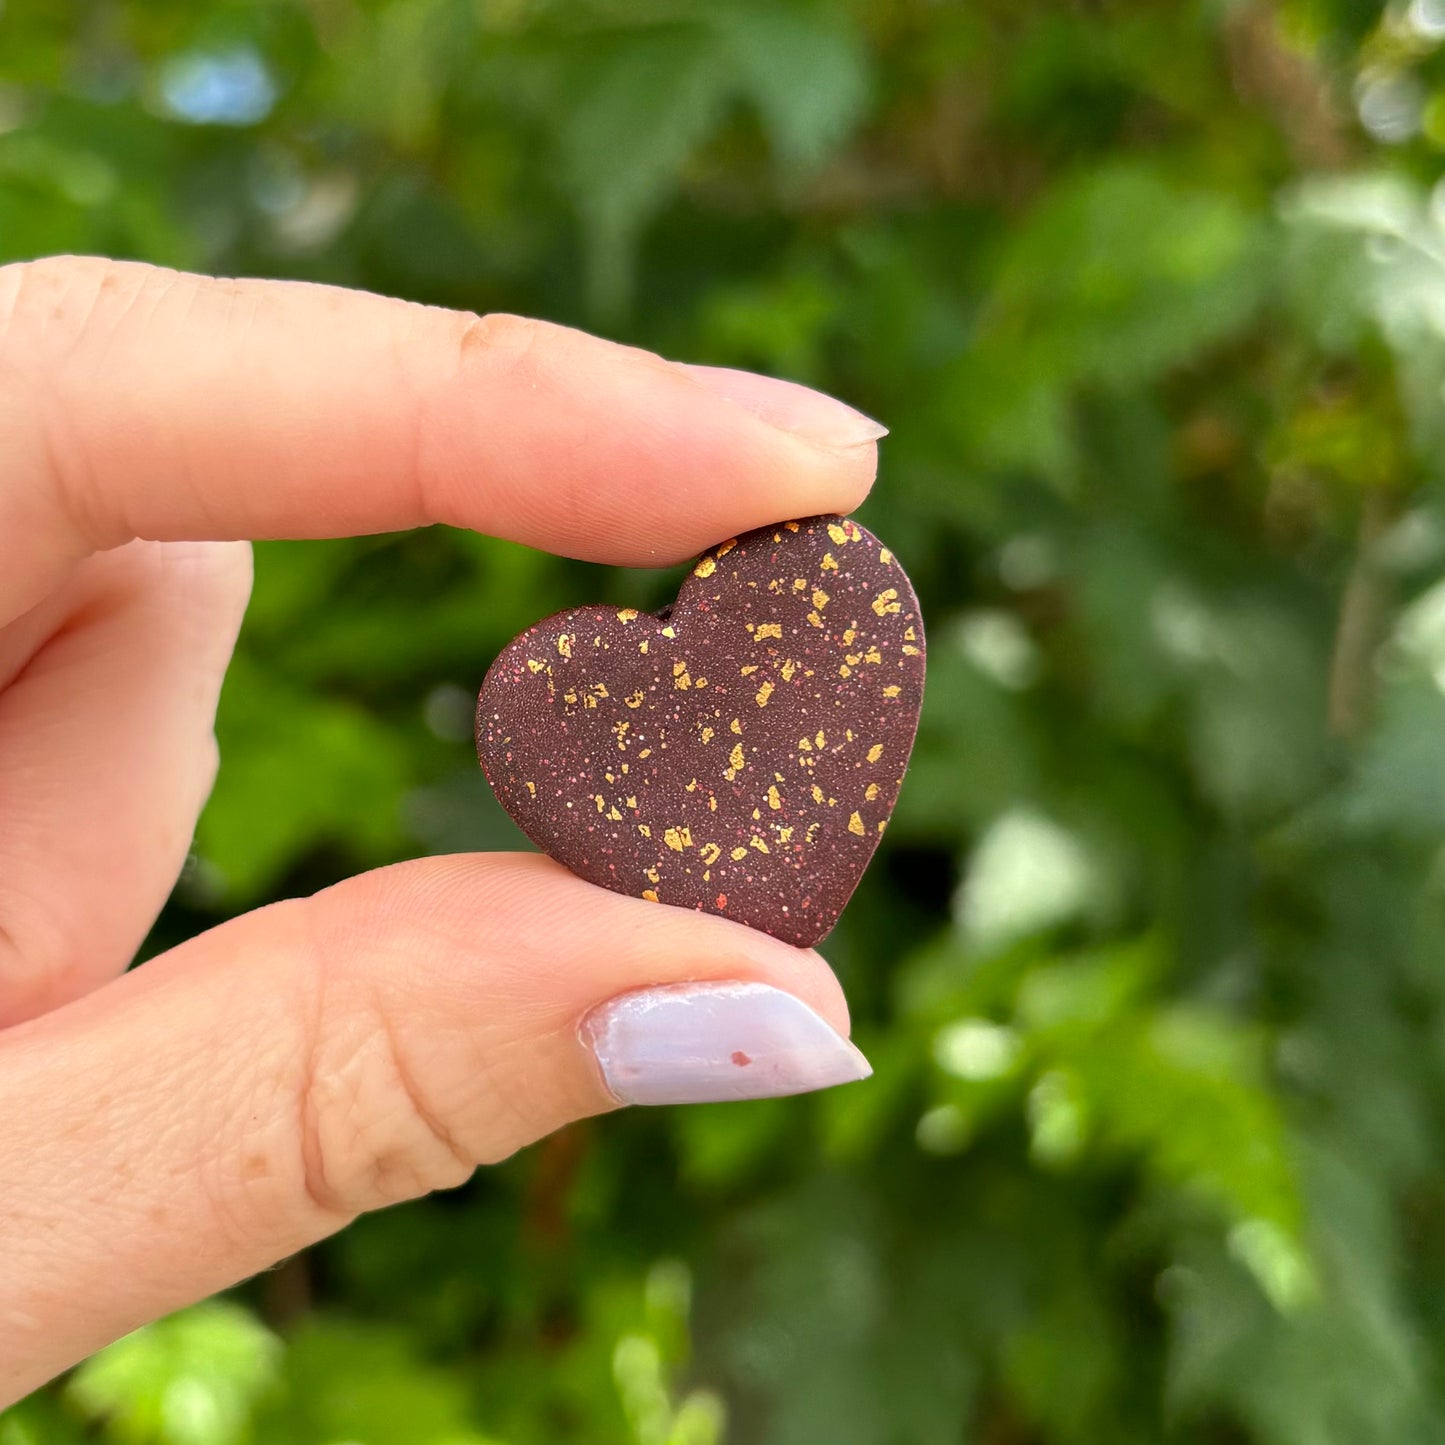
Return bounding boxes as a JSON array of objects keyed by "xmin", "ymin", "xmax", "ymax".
[{"xmin": 8, "ymin": 0, "xmax": 1445, "ymax": 1440}]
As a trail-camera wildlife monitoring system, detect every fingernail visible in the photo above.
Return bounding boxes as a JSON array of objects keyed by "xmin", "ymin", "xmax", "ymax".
[
  {"xmin": 678, "ymin": 364, "xmax": 888, "ymax": 449},
  {"xmin": 581, "ymin": 980, "xmax": 872, "ymax": 1106}
]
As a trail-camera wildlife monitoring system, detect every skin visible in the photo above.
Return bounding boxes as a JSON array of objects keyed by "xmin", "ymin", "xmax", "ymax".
[{"xmin": 0, "ymin": 256, "xmax": 878, "ymax": 1405}]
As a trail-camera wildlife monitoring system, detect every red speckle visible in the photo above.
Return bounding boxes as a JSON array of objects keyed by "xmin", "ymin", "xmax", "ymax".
[
  {"xmin": 731, "ymin": 1051, "xmax": 752, "ymax": 1067},
  {"xmin": 716, "ymin": 893, "xmax": 728, "ymax": 908}
]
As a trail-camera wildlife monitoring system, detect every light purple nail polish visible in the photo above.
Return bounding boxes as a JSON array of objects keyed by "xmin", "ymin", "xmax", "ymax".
[{"xmin": 581, "ymin": 981, "xmax": 872, "ymax": 1106}]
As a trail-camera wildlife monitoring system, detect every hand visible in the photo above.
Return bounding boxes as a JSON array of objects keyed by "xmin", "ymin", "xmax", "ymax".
[{"xmin": 0, "ymin": 257, "xmax": 882, "ymax": 1404}]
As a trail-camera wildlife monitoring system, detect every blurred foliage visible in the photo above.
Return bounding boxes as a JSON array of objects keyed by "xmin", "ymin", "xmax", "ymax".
[{"xmin": 13, "ymin": 0, "xmax": 1445, "ymax": 1440}]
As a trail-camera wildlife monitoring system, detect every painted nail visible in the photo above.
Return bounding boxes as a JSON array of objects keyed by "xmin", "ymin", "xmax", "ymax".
[
  {"xmin": 581, "ymin": 980, "xmax": 873, "ymax": 1106},
  {"xmin": 678, "ymin": 364, "xmax": 888, "ymax": 449}
]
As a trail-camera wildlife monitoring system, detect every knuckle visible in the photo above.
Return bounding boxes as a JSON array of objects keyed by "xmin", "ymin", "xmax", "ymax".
[
  {"xmin": 0, "ymin": 255, "xmax": 152, "ymax": 359},
  {"xmin": 0, "ymin": 257, "xmax": 177, "ymax": 547},
  {"xmin": 453, "ymin": 310, "xmax": 552, "ymax": 382},
  {"xmin": 292, "ymin": 923, "xmax": 475, "ymax": 1217}
]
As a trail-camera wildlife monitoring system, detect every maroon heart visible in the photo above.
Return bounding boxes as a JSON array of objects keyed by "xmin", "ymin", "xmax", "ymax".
[{"xmin": 474, "ymin": 515, "xmax": 925, "ymax": 947}]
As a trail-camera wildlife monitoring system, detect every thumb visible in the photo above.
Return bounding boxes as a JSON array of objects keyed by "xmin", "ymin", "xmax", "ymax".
[{"xmin": 0, "ymin": 854, "xmax": 866, "ymax": 1404}]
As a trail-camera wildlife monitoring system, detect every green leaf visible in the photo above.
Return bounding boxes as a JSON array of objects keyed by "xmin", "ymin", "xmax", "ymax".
[
  {"xmin": 712, "ymin": 2, "xmax": 870, "ymax": 178},
  {"xmin": 557, "ymin": 24, "xmax": 731, "ymax": 316},
  {"xmin": 67, "ymin": 1304, "xmax": 280, "ymax": 1445}
]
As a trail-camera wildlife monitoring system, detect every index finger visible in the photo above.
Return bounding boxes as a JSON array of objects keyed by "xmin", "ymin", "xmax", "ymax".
[{"xmin": 0, "ymin": 258, "xmax": 882, "ymax": 620}]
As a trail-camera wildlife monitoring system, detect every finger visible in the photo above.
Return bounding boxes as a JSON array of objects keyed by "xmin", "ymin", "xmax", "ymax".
[
  {"xmin": 0, "ymin": 853, "xmax": 866, "ymax": 1402},
  {"xmin": 0, "ymin": 540, "xmax": 251, "ymax": 1025},
  {"xmin": 0, "ymin": 257, "xmax": 882, "ymax": 620}
]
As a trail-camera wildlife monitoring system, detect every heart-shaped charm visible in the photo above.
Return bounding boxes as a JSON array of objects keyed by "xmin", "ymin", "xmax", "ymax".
[{"xmin": 475, "ymin": 515, "xmax": 925, "ymax": 947}]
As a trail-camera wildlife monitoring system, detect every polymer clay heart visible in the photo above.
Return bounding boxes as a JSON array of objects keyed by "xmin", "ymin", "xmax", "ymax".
[{"xmin": 475, "ymin": 515, "xmax": 925, "ymax": 947}]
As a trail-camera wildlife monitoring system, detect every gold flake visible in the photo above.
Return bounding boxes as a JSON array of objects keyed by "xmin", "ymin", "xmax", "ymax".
[
  {"xmin": 811, "ymin": 784, "xmax": 826, "ymax": 804},
  {"xmin": 793, "ymin": 578, "xmax": 808, "ymax": 591},
  {"xmin": 767, "ymin": 784, "xmax": 783, "ymax": 810},
  {"xmin": 863, "ymin": 647, "xmax": 882, "ymax": 664},
  {"xmin": 731, "ymin": 846, "xmax": 749, "ymax": 860},
  {"xmin": 617, "ymin": 608, "xmax": 639, "ymax": 623},
  {"xmin": 871, "ymin": 588, "xmax": 901, "ymax": 616},
  {"xmin": 752, "ymin": 808, "xmax": 761, "ymax": 820},
  {"xmin": 645, "ymin": 865, "xmax": 660, "ymax": 883},
  {"xmin": 664, "ymin": 826, "xmax": 693, "ymax": 852},
  {"xmin": 639, "ymin": 640, "xmax": 649, "ymax": 653},
  {"xmin": 777, "ymin": 827, "xmax": 794, "ymax": 843},
  {"xmin": 694, "ymin": 556, "xmax": 717, "ymax": 578},
  {"xmin": 625, "ymin": 690, "xmax": 645, "ymax": 708},
  {"xmin": 717, "ymin": 538, "xmax": 738, "ymax": 557},
  {"xmin": 843, "ymin": 628, "xmax": 857, "ymax": 645},
  {"xmin": 701, "ymin": 726, "xmax": 715, "ymax": 743},
  {"xmin": 593, "ymin": 682, "xmax": 610, "ymax": 697},
  {"xmin": 699, "ymin": 843, "xmax": 722, "ymax": 865},
  {"xmin": 594, "ymin": 795, "xmax": 606, "ymax": 812},
  {"xmin": 639, "ymin": 747, "xmax": 653, "ymax": 758},
  {"xmin": 799, "ymin": 736, "xmax": 813, "ymax": 752},
  {"xmin": 756, "ymin": 680, "xmax": 775, "ymax": 707},
  {"xmin": 878, "ymin": 819, "xmax": 888, "ymax": 833},
  {"xmin": 755, "ymin": 622, "xmax": 783, "ymax": 640},
  {"xmin": 608, "ymin": 807, "xmax": 623, "ymax": 821},
  {"xmin": 557, "ymin": 634, "xmax": 574, "ymax": 658},
  {"xmin": 822, "ymin": 553, "xmax": 839, "ymax": 571},
  {"xmin": 839, "ymin": 665, "xmax": 852, "ymax": 677},
  {"xmin": 626, "ymin": 796, "xmax": 637, "ymax": 809},
  {"xmin": 868, "ymin": 744, "xmax": 884, "ymax": 763},
  {"xmin": 848, "ymin": 812, "xmax": 865, "ymax": 836},
  {"xmin": 730, "ymin": 718, "xmax": 743, "ymax": 734},
  {"xmin": 708, "ymin": 796, "xmax": 717, "ymax": 811},
  {"xmin": 740, "ymin": 664, "xmax": 759, "ymax": 676},
  {"xmin": 661, "ymin": 625, "xmax": 677, "ymax": 639},
  {"xmin": 784, "ymin": 521, "xmax": 800, "ymax": 532},
  {"xmin": 583, "ymin": 694, "xmax": 597, "ymax": 708},
  {"xmin": 880, "ymin": 548, "xmax": 894, "ymax": 565},
  {"xmin": 812, "ymin": 589, "xmax": 830, "ymax": 610},
  {"xmin": 782, "ymin": 660, "xmax": 797, "ymax": 682},
  {"xmin": 883, "ymin": 685, "xmax": 901, "ymax": 697},
  {"xmin": 904, "ymin": 626, "xmax": 917, "ymax": 640},
  {"xmin": 865, "ymin": 783, "xmax": 880, "ymax": 801},
  {"xmin": 638, "ymin": 824, "xmax": 652, "ymax": 838},
  {"xmin": 903, "ymin": 645, "xmax": 921, "ymax": 656},
  {"xmin": 807, "ymin": 611, "xmax": 823, "ymax": 628},
  {"xmin": 816, "ymin": 731, "xmax": 826, "ymax": 748},
  {"xmin": 527, "ymin": 659, "xmax": 546, "ymax": 673},
  {"xmin": 846, "ymin": 653, "xmax": 861, "ymax": 667},
  {"xmin": 642, "ymin": 888, "xmax": 660, "ymax": 902},
  {"xmin": 564, "ymin": 692, "xmax": 578, "ymax": 705},
  {"xmin": 827, "ymin": 523, "xmax": 849, "ymax": 545},
  {"xmin": 750, "ymin": 835, "xmax": 770, "ymax": 853},
  {"xmin": 525, "ymin": 781, "xmax": 536, "ymax": 795},
  {"xmin": 696, "ymin": 677, "xmax": 708, "ymax": 688},
  {"xmin": 685, "ymin": 779, "xmax": 699, "ymax": 792}
]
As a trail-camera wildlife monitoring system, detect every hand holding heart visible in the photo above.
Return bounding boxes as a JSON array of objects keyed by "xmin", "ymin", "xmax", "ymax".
[{"xmin": 0, "ymin": 257, "xmax": 885, "ymax": 1404}]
